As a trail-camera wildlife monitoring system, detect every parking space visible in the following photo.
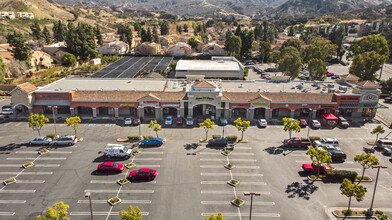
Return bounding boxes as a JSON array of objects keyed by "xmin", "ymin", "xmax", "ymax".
[{"xmin": 0, "ymin": 119, "xmax": 392, "ymax": 219}]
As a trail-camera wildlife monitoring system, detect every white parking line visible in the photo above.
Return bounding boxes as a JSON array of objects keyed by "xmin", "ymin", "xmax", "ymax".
[
  {"xmin": 14, "ymin": 122, "xmax": 22, "ymax": 127},
  {"xmin": 7, "ymin": 157, "xmax": 66, "ymax": 160},
  {"xmin": 201, "ymin": 201, "xmax": 275, "ymax": 205},
  {"xmin": 241, "ymin": 182, "xmax": 267, "ymax": 186},
  {"xmin": 71, "ymin": 212, "xmax": 149, "ymax": 216},
  {"xmin": 0, "ymin": 172, "xmax": 53, "ymax": 175},
  {"xmin": 200, "ymin": 165, "xmax": 260, "ymax": 169},
  {"xmin": 90, "ymin": 180, "xmax": 115, "ymax": 184},
  {"xmin": 200, "ymin": 158, "xmax": 257, "ymax": 162},
  {"xmin": 15, "ymin": 151, "xmax": 71, "ymax": 154},
  {"xmin": 333, "ymin": 168, "xmax": 362, "ymax": 171},
  {"xmin": 2, "ymin": 123, "xmax": 10, "ymax": 127},
  {"xmin": 0, "ymin": 190, "xmax": 36, "ymax": 193},
  {"xmin": 0, "ymin": 164, "xmax": 21, "ymax": 167},
  {"xmin": 380, "ymin": 185, "xmax": 392, "ymax": 191},
  {"xmin": 0, "ymin": 163, "xmax": 60, "ymax": 168},
  {"xmin": 0, "ymin": 200, "xmax": 26, "ymax": 203},
  {"xmin": 0, "ymin": 212, "xmax": 15, "ymax": 216},
  {"xmin": 17, "ymin": 180, "xmax": 45, "ymax": 183},
  {"xmin": 199, "ymin": 152, "xmax": 254, "ymax": 155},
  {"xmin": 201, "ymin": 173, "xmax": 263, "ymax": 177},
  {"xmin": 201, "ymin": 191, "xmax": 270, "ymax": 195},
  {"xmin": 201, "ymin": 213, "xmax": 280, "ymax": 217},
  {"xmin": 290, "ymin": 154, "xmax": 307, "ymax": 157},
  {"xmin": 77, "ymin": 200, "xmax": 151, "ymax": 204},
  {"xmin": 140, "ymin": 152, "xmax": 163, "ymax": 154},
  {"xmin": 133, "ymin": 158, "xmax": 162, "ymax": 160},
  {"xmin": 200, "ymin": 181, "xmax": 266, "ymax": 185},
  {"xmin": 84, "ymin": 189, "xmax": 154, "ymax": 193},
  {"xmin": 235, "ymin": 147, "xmax": 252, "ymax": 150},
  {"xmin": 135, "ymin": 165, "xmax": 161, "ymax": 168}
]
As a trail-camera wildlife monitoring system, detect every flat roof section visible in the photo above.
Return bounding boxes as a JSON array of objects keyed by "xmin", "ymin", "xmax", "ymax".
[{"xmin": 175, "ymin": 60, "xmax": 241, "ymax": 71}]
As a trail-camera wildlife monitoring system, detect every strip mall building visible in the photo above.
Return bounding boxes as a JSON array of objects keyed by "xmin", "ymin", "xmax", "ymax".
[{"xmin": 10, "ymin": 75, "xmax": 387, "ymax": 120}]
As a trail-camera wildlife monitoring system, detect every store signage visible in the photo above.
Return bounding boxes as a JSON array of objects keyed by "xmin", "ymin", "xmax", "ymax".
[
  {"xmin": 232, "ymin": 103, "xmax": 249, "ymax": 107},
  {"xmin": 120, "ymin": 104, "xmax": 135, "ymax": 107},
  {"xmin": 39, "ymin": 94, "xmax": 67, "ymax": 99},
  {"xmin": 196, "ymin": 97, "xmax": 214, "ymax": 101},
  {"xmin": 320, "ymin": 105, "xmax": 335, "ymax": 108},
  {"xmin": 144, "ymin": 101, "xmax": 158, "ymax": 104},
  {"xmin": 162, "ymin": 103, "xmax": 180, "ymax": 107},
  {"xmin": 275, "ymin": 104, "xmax": 289, "ymax": 108},
  {"xmin": 252, "ymin": 102, "xmax": 269, "ymax": 106}
]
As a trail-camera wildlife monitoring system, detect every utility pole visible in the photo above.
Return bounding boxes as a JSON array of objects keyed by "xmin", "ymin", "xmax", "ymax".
[
  {"xmin": 49, "ymin": 106, "xmax": 58, "ymax": 138},
  {"xmin": 366, "ymin": 165, "xmax": 387, "ymax": 217},
  {"xmin": 307, "ymin": 108, "xmax": 312, "ymax": 139},
  {"xmin": 244, "ymin": 192, "xmax": 261, "ymax": 220}
]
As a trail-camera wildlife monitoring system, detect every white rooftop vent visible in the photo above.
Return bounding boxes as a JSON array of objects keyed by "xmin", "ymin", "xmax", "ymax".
[
  {"xmin": 73, "ymin": 88, "xmax": 78, "ymax": 91},
  {"xmin": 239, "ymin": 84, "xmax": 243, "ymax": 88},
  {"xmin": 173, "ymin": 82, "xmax": 178, "ymax": 89},
  {"xmin": 54, "ymin": 88, "xmax": 61, "ymax": 91},
  {"xmin": 98, "ymin": 88, "xmax": 103, "ymax": 91},
  {"xmin": 131, "ymin": 88, "xmax": 136, "ymax": 91},
  {"xmin": 115, "ymin": 88, "xmax": 120, "ymax": 91}
]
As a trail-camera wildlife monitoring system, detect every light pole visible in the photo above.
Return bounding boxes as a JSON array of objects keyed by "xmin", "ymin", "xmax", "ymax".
[
  {"xmin": 307, "ymin": 108, "xmax": 312, "ymax": 139},
  {"xmin": 138, "ymin": 107, "xmax": 142, "ymax": 141},
  {"xmin": 244, "ymin": 192, "xmax": 261, "ymax": 220},
  {"xmin": 85, "ymin": 192, "xmax": 93, "ymax": 220},
  {"xmin": 49, "ymin": 106, "xmax": 58, "ymax": 138},
  {"xmin": 366, "ymin": 165, "xmax": 387, "ymax": 217}
]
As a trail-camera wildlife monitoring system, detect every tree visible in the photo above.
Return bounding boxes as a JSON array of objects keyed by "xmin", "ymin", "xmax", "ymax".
[
  {"xmin": 42, "ymin": 27, "xmax": 52, "ymax": 44},
  {"xmin": 0, "ymin": 58, "xmax": 6, "ymax": 83},
  {"xmin": 349, "ymin": 34, "xmax": 390, "ymax": 59},
  {"xmin": 183, "ymin": 24, "xmax": 188, "ymax": 32},
  {"xmin": 6, "ymin": 31, "xmax": 32, "ymax": 64},
  {"xmin": 239, "ymin": 29, "xmax": 255, "ymax": 59},
  {"xmin": 349, "ymin": 51, "xmax": 386, "ymax": 81},
  {"xmin": 30, "ymin": 20, "xmax": 43, "ymax": 40},
  {"xmin": 225, "ymin": 35, "xmax": 242, "ymax": 58},
  {"xmin": 340, "ymin": 178, "xmax": 365, "ymax": 216},
  {"xmin": 380, "ymin": 77, "xmax": 392, "ymax": 94},
  {"xmin": 188, "ymin": 36, "xmax": 200, "ymax": 49},
  {"xmin": 204, "ymin": 212, "xmax": 226, "ymax": 220},
  {"xmin": 259, "ymin": 41, "xmax": 271, "ymax": 63},
  {"xmin": 354, "ymin": 153, "xmax": 379, "ymax": 184},
  {"xmin": 66, "ymin": 23, "xmax": 98, "ymax": 61},
  {"xmin": 176, "ymin": 24, "xmax": 182, "ymax": 34},
  {"xmin": 283, "ymin": 117, "xmax": 301, "ymax": 139},
  {"xmin": 152, "ymin": 25, "xmax": 160, "ymax": 44},
  {"xmin": 371, "ymin": 125, "xmax": 385, "ymax": 147},
  {"xmin": 233, "ymin": 117, "xmax": 250, "ymax": 141},
  {"xmin": 95, "ymin": 24, "xmax": 103, "ymax": 46},
  {"xmin": 160, "ymin": 21, "xmax": 169, "ymax": 35},
  {"xmin": 119, "ymin": 205, "xmax": 142, "ymax": 220},
  {"xmin": 53, "ymin": 20, "xmax": 67, "ymax": 42},
  {"xmin": 328, "ymin": 25, "xmax": 347, "ymax": 61},
  {"xmin": 235, "ymin": 25, "xmax": 242, "ymax": 36},
  {"xmin": 117, "ymin": 24, "xmax": 133, "ymax": 48},
  {"xmin": 308, "ymin": 58, "xmax": 326, "ymax": 81},
  {"xmin": 268, "ymin": 50, "xmax": 281, "ymax": 69},
  {"xmin": 281, "ymin": 38, "xmax": 301, "ymax": 52},
  {"xmin": 6, "ymin": 59, "xmax": 27, "ymax": 78},
  {"xmin": 306, "ymin": 146, "xmax": 332, "ymax": 179},
  {"xmin": 200, "ymin": 118, "xmax": 215, "ymax": 140},
  {"xmin": 148, "ymin": 120, "xmax": 162, "ymax": 138},
  {"xmin": 202, "ymin": 33, "xmax": 209, "ymax": 44},
  {"xmin": 302, "ymin": 38, "xmax": 337, "ymax": 64},
  {"xmin": 61, "ymin": 53, "xmax": 76, "ymax": 67},
  {"xmin": 28, "ymin": 113, "xmax": 49, "ymax": 136},
  {"xmin": 36, "ymin": 201, "xmax": 70, "ymax": 220},
  {"xmin": 65, "ymin": 116, "xmax": 81, "ymax": 138},
  {"xmin": 279, "ymin": 52, "xmax": 302, "ymax": 80}
]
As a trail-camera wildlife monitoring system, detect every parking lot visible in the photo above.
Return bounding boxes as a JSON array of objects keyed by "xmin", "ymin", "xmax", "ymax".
[{"xmin": 0, "ymin": 117, "xmax": 392, "ymax": 219}]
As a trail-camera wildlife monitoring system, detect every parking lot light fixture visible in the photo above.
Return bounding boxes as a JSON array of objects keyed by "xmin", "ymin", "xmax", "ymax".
[
  {"xmin": 48, "ymin": 106, "xmax": 58, "ymax": 138},
  {"xmin": 85, "ymin": 192, "xmax": 93, "ymax": 220},
  {"xmin": 366, "ymin": 165, "xmax": 387, "ymax": 217},
  {"xmin": 244, "ymin": 192, "xmax": 261, "ymax": 220}
]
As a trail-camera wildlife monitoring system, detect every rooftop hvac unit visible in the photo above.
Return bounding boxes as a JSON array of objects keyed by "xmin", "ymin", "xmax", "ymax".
[
  {"xmin": 54, "ymin": 88, "xmax": 61, "ymax": 91},
  {"xmin": 115, "ymin": 88, "xmax": 120, "ymax": 91},
  {"xmin": 173, "ymin": 82, "xmax": 178, "ymax": 89},
  {"xmin": 131, "ymin": 88, "xmax": 136, "ymax": 91},
  {"xmin": 98, "ymin": 88, "xmax": 103, "ymax": 91},
  {"xmin": 339, "ymin": 85, "xmax": 347, "ymax": 91},
  {"xmin": 73, "ymin": 88, "xmax": 78, "ymax": 91},
  {"xmin": 328, "ymin": 84, "xmax": 334, "ymax": 88},
  {"xmin": 328, "ymin": 88, "xmax": 335, "ymax": 93}
]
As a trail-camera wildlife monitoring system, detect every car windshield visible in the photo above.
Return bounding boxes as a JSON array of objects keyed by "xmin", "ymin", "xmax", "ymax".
[
  {"xmin": 122, "ymin": 147, "xmax": 128, "ymax": 152},
  {"xmin": 113, "ymin": 163, "xmax": 119, "ymax": 167},
  {"xmin": 126, "ymin": 118, "xmax": 131, "ymax": 121}
]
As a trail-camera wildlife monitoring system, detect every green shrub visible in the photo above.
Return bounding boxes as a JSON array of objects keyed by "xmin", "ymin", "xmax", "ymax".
[
  {"xmin": 244, "ymin": 69, "xmax": 249, "ymax": 77},
  {"xmin": 376, "ymin": 210, "xmax": 384, "ymax": 215},
  {"xmin": 128, "ymin": 136, "xmax": 139, "ymax": 141},
  {"xmin": 325, "ymin": 170, "xmax": 358, "ymax": 181},
  {"xmin": 230, "ymin": 179, "xmax": 238, "ymax": 184},
  {"xmin": 24, "ymin": 161, "xmax": 33, "ymax": 167},
  {"xmin": 5, "ymin": 177, "xmax": 15, "ymax": 183},
  {"xmin": 226, "ymin": 136, "xmax": 237, "ymax": 141},
  {"xmin": 309, "ymin": 175, "xmax": 316, "ymax": 179},
  {"xmin": 309, "ymin": 136, "xmax": 320, "ymax": 143},
  {"xmin": 40, "ymin": 148, "xmax": 49, "ymax": 153},
  {"xmin": 380, "ymin": 94, "xmax": 391, "ymax": 98},
  {"xmin": 143, "ymin": 136, "xmax": 153, "ymax": 140},
  {"xmin": 109, "ymin": 196, "xmax": 120, "ymax": 203},
  {"xmin": 343, "ymin": 209, "xmax": 352, "ymax": 216},
  {"xmin": 233, "ymin": 198, "xmax": 242, "ymax": 205},
  {"xmin": 356, "ymin": 176, "xmax": 370, "ymax": 180},
  {"xmin": 118, "ymin": 177, "xmax": 129, "ymax": 184},
  {"xmin": 46, "ymin": 134, "xmax": 56, "ymax": 139},
  {"xmin": 212, "ymin": 135, "xmax": 221, "ymax": 139},
  {"xmin": 380, "ymin": 214, "xmax": 388, "ymax": 220}
]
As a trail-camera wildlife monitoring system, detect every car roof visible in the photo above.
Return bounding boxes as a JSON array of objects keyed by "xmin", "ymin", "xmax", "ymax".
[
  {"xmin": 139, "ymin": 168, "xmax": 151, "ymax": 172},
  {"xmin": 103, "ymin": 162, "xmax": 114, "ymax": 166},
  {"xmin": 322, "ymin": 138, "xmax": 338, "ymax": 142}
]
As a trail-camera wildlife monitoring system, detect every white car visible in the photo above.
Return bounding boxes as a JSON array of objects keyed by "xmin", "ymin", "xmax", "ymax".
[
  {"xmin": 165, "ymin": 116, "xmax": 173, "ymax": 126},
  {"xmin": 256, "ymin": 119, "xmax": 267, "ymax": 128},
  {"xmin": 104, "ymin": 144, "xmax": 132, "ymax": 159},
  {"xmin": 313, "ymin": 138, "xmax": 339, "ymax": 148},
  {"xmin": 311, "ymin": 120, "xmax": 321, "ymax": 129},
  {"xmin": 186, "ymin": 116, "xmax": 194, "ymax": 126},
  {"xmin": 124, "ymin": 118, "xmax": 132, "ymax": 126},
  {"xmin": 52, "ymin": 135, "xmax": 77, "ymax": 146}
]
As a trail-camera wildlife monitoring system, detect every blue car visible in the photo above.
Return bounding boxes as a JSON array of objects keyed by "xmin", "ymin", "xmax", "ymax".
[{"xmin": 141, "ymin": 138, "xmax": 163, "ymax": 146}]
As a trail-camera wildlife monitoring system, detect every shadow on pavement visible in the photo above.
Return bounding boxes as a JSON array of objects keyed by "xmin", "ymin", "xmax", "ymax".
[
  {"xmin": 0, "ymin": 143, "xmax": 23, "ymax": 152},
  {"xmin": 285, "ymin": 180, "xmax": 318, "ymax": 200}
]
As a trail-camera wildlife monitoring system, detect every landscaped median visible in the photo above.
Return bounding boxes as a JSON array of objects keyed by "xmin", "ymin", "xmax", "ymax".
[
  {"xmin": 307, "ymin": 170, "xmax": 372, "ymax": 183},
  {"xmin": 227, "ymin": 179, "xmax": 240, "ymax": 187},
  {"xmin": 22, "ymin": 161, "xmax": 34, "ymax": 169},
  {"xmin": 116, "ymin": 177, "xmax": 130, "ymax": 186},
  {"xmin": 231, "ymin": 197, "xmax": 245, "ymax": 207},
  {"xmin": 125, "ymin": 162, "xmax": 136, "ymax": 169},
  {"xmin": 332, "ymin": 209, "xmax": 388, "ymax": 219},
  {"xmin": 38, "ymin": 148, "xmax": 49, "ymax": 155},
  {"xmin": 107, "ymin": 196, "xmax": 121, "ymax": 206},
  {"xmin": 224, "ymin": 163, "xmax": 235, "ymax": 170},
  {"xmin": 3, "ymin": 177, "xmax": 16, "ymax": 185}
]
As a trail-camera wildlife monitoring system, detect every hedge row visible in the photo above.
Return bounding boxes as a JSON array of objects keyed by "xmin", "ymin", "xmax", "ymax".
[
  {"xmin": 46, "ymin": 134, "xmax": 56, "ymax": 139},
  {"xmin": 309, "ymin": 136, "xmax": 320, "ymax": 143},
  {"xmin": 325, "ymin": 170, "xmax": 358, "ymax": 181},
  {"xmin": 212, "ymin": 135, "xmax": 221, "ymax": 139},
  {"xmin": 226, "ymin": 136, "xmax": 237, "ymax": 141},
  {"xmin": 128, "ymin": 136, "xmax": 139, "ymax": 141}
]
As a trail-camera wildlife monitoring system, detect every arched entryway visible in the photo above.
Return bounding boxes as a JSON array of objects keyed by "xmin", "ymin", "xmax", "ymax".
[
  {"xmin": 272, "ymin": 108, "xmax": 291, "ymax": 118},
  {"xmin": 163, "ymin": 107, "xmax": 177, "ymax": 117},
  {"xmin": 13, "ymin": 103, "xmax": 30, "ymax": 116},
  {"xmin": 232, "ymin": 108, "xmax": 247, "ymax": 119},
  {"xmin": 254, "ymin": 108, "xmax": 266, "ymax": 119},
  {"xmin": 193, "ymin": 104, "xmax": 216, "ymax": 118},
  {"xmin": 144, "ymin": 106, "xmax": 155, "ymax": 118},
  {"xmin": 77, "ymin": 106, "xmax": 93, "ymax": 115}
]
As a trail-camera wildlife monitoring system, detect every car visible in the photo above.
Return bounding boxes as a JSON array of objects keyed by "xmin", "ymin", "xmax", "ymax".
[
  {"xmin": 313, "ymin": 138, "xmax": 339, "ymax": 148},
  {"xmin": 141, "ymin": 137, "xmax": 163, "ymax": 147},
  {"xmin": 331, "ymin": 75, "xmax": 340, "ymax": 79},
  {"xmin": 124, "ymin": 118, "xmax": 132, "ymax": 126},
  {"xmin": 165, "ymin": 116, "xmax": 173, "ymax": 126},
  {"xmin": 176, "ymin": 117, "xmax": 184, "ymax": 126},
  {"xmin": 208, "ymin": 137, "xmax": 228, "ymax": 147},
  {"xmin": 327, "ymin": 149, "xmax": 347, "ymax": 162},
  {"xmin": 132, "ymin": 118, "xmax": 141, "ymax": 125},
  {"xmin": 219, "ymin": 117, "xmax": 228, "ymax": 126},
  {"xmin": 186, "ymin": 116, "xmax": 194, "ymax": 126},
  {"xmin": 28, "ymin": 137, "xmax": 52, "ymax": 145},
  {"xmin": 318, "ymin": 145, "xmax": 341, "ymax": 151},
  {"xmin": 326, "ymin": 72, "xmax": 334, "ymax": 77},
  {"xmin": 1, "ymin": 105, "xmax": 13, "ymax": 115},
  {"xmin": 383, "ymin": 146, "xmax": 392, "ymax": 155},
  {"xmin": 302, "ymin": 163, "xmax": 332, "ymax": 174},
  {"xmin": 299, "ymin": 119, "xmax": 308, "ymax": 128},
  {"xmin": 283, "ymin": 137, "xmax": 312, "ymax": 148},
  {"xmin": 103, "ymin": 144, "xmax": 132, "ymax": 159},
  {"xmin": 256, "ymin": 119, "xmax": 268, "ymax": 128},
  {"xmin": 128, "ymin": 168, "xmax": 157, "ymax": 181},
  {"xmin": 338, "ymin": 116, "xmax": 349, "ymax": 128},
  {"xmin": 97, "ymin": 162, "xmax": 125, "ymax": 173},
  {"xmin": 196, "ymin": 116, "xmax": 204, "ymax": 126},
  {"xmin": 52, "ymin": 135, "xmax": 77, "ymax": 146},
  {"xmin": 311, "ymin": 120, "xmax": 321, "ymax": 129},
  {"xmin": 384, "ymin": 96, "xmax": 392, "ymax": 103}
]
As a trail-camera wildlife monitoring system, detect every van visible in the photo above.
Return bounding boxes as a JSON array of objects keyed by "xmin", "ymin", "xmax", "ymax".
[
  {"xmin": 313, "ymin": 138, "xmax": 339, "ymax": 147},
  {"xmin": 104, "ymin": 144, "xmax": 133, "ymax": 159},
  {"xmin": 338, "ymin": 117, "xmax": 349, "ymax": 128},
  {"xmin": 376, "ymin": 139, "xmax": 392, "ymax": 149}
]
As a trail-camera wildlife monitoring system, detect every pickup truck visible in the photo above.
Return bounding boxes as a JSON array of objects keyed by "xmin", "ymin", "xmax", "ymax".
[
  {"xmin": 283, "ymin": 137, "xmax": 312, "ymax": 148},
  {"xmin": 302, "ymin": 163, "xmax": 332, "ymax": 174}
]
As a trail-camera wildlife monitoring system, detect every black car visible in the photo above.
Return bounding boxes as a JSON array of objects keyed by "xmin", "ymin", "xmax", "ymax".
[
  {"xmin": 208, "ymin": 137, "xmax": 228, "ymax": 147},
  {"xmin": 384, "ymin": 96, "xmax": 392, "ymax": 103},
  {"xmin": 132, "ymin": 118, "xmax": 141, "ymax": 125},
  {"xmin": 327, "ymin": 150, "xmax": 347, "ymax": 162}
]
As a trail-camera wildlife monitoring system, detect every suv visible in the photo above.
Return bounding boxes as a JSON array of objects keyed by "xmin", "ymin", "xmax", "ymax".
[
  {"xmin": 186, "ymin": 116, "xmax": 194, "ymax": 126},
  {"xmin": 104, "ymin": 144, "xmax": 132, "ymax": 159},
  {"xmin": 1, "ymin": 105, "xmax": 13, "ymax": 115},
  {"xmin": 52, "ymin": 135, "xmax": 77, "ymax": 146},
  {"xmin": 313, "ymin": 138, "xmax": 339, "ymax": 148},
  {"xmin": 208, "ymin": 137, "xmax": 228, "ymax": 147},
  {"xmin": 338, "ymin": 117, "xmax": 349, "ymax": 128}
]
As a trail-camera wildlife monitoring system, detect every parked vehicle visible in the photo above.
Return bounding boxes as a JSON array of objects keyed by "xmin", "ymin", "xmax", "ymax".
[
  {"xmin": 124, "ymin": 118, "xmax": 132, "ymax": 126},
  {"xmin": 283, "ymin": 137, "xmax": 312, "ymax": 148},
  {"xmin": 1, "ymin": 105, "xmax": 13, "ymax": 115},
  {"xmin": 52, "ymin": 135, "xmax": 77, "ymax": 146},
  {"xmin": 311, "ymin": 120, "xmax": 321, "ymax": 129},
  {"xmin": 253, "ymin": 66, "xmax": 264, "ymax": 74},
  {"xmin": 384, "ymin": 96, "xmax": 392, "ymax": 103},
  {"xmin": 141, "ymin": 137, "xmax": 163, "ymax": 147},
  {"xmin": 208, "ymin": 137, "xmax": 228, "ymax": 147},
  {"xmin": 302, "ymin": 163, "xmax": 332, "ymax": 174},
  {"xmin": 186, "ymin": 116, "xmax": 194, "ymax": 126},
  {"xmin": 128, "ymin": 168, "xmax": 157, "ymax": 181},
  {"xmin": 196, "ymin": 116, "xmax": 204, "ymax": 126},
  {"xmin": 382, "ymin": 146, "xmax": 392, "ymax": 155},
  {"xmin": 97, "ymin": 162, "xmax": 125, "ymax": 173},
  {"xmin": 331, "ymin": 75, "xmax": 340, "ymax": 79},
  {"xmin": 256, "ymin": 119, "xmax": 268, "ymax": 128},
  {"xmin": 103, "ymin": 144, "xmax": 132, "ymax": 159},
  {"xmin": 132, "ymin": 118, "xmax": 141, "ymax": 126},
  {"xmin": 219, "ymin": 117, "xmax": 228, "ymax": 126},
  {"xmin": 176, "ymin": 117, "xmax": 184, "ymax": 126},
  {"xmin": 299, "ymin": 119, "xmax": 308, "ymax": 128},
  {"xmin": 313, "ymin": 138, "xmax": 339, "ymax": 148},
  {"xmin": 326, "ymin": 72, "xmax": 334, "ymax": 77},
  {"xmin": 338, "ymin": 117, "xmax": 349, "ymax": 128},
  {"xmin": 28, "ymin": 137, "xmax": 52, "ymax": 145},
  {"xmin": 327, "ymin": 150, "xmax": 347, "ymax": 162},
  {"xmin": 165, "ymin": 116, "xmax": 173, "ymax": 126}
]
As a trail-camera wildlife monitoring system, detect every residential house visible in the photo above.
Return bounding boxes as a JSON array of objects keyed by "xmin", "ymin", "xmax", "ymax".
[
  {"xmin": 42, "ymin": 42, "xmax": 68, "ymax": 64},
  {"xmin": 202, "ymin": 43, "xmax": 225, "ymax": 56},
  {"xmin": 0, "ymin": 44, "xmax": 14, "ymax": 63},
  {"xmin": 160, "ymin": 34, "xmax": 180, "ymax": 47},
  {"xmin": 166, "ymin": 42, "xmax": 192, "ymax": 57},
  {"xmin": 90, "ymin": 58, "xmax": 101, "ymax": 65},
  {"xmin": 98, "ymin": 41, "xmax": 129, "ymax": 55},
  {"xmin": 30, "ymin": 51, "xmax": 53, "ymax": 71},
  {"xmin": 0, "ymin": 12, "xmax": 15, "ymax": 19},
  {"xmin": 15, "ymin": 12, "xmax": 34, "ymax": 19},
  {"xmin": 179, "ymin": 33, "xmax": 194, "ymax": 43},
  {"xmin": 135, "ymin": 42, "xmax": 162, "ymax": 56}
]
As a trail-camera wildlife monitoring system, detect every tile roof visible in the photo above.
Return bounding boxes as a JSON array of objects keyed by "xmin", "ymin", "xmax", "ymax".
[
  {"xmin": 72, "ymin": 91, "xmax": 186, "ymax": 101},
  {"xmin": 193, "ymin": 81, "xmax": 216, "ymax": 88},
  {"xmin": 222, "ymin": 92, "xmax": 335, "ymax": 103},
  {"xmin": 340, "ymin": 74, "xmax": 359, "ymax": 81},
  {"xmin": 16, "ymin": 82, "xmax": 38, "ymax": 93},
  {"xmin": 355, "ymin": 80, "xmax": 381, "ymax": 88}
]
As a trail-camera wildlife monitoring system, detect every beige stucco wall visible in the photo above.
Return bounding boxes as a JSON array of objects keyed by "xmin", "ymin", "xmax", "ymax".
[{"xmin": 10, "ymin": 89, "xmax": 33, "ymax": 108}]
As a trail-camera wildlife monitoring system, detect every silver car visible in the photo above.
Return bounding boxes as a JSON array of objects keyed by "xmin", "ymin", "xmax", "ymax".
[
  {"xmin": 186, "ymin": 116, "xmax": 194, "ymax": 126},
  {"xmin": 311, "ymin": 120, "xmax": 321, "ymax": 129},
  {"xmin": 52, "ymin": 135, "xmax": 77, "ymax": 146},
  {"xmin": 28, "ymin": 137, "xmax": 52, "ymax": 145}
]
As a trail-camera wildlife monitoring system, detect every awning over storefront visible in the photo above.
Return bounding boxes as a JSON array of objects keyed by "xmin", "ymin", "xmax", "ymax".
[
  {"xmin": 339, "ymin": 103, "xmax": 389, "ymax": 109},
  {"xmin": 33, "ymin": 100, "xmax": 70, "ymax": 106},
  {"xmin": 322, "ymin": 113, "xmax": 338, "ymax": 120}
]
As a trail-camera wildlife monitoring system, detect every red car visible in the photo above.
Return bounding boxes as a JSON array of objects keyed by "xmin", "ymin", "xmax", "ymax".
[
  {"xmin": 176, "ymin": 117, "xmax": 184, "ymax": 126},
  {"xmin": 97, "ymin": 162, "xmax": 125, "ymax": 173},
  {"xmin": 299, "ymin": 119, "xmax": 308, "ymax": 128},
  {"xmin": 326, "ymin": 72, "xmax": 334, "ymax": 77},
  {"xmin": 302, "ymin": 163, "xmax": 332, "ymax": 174},
  {"xmin": 128, "ymin": 168, "xmax": 157, "ymax": 181},
  {"xmin": 196, "ymin": 116, "xmax": 204, "ymax": 126}
]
